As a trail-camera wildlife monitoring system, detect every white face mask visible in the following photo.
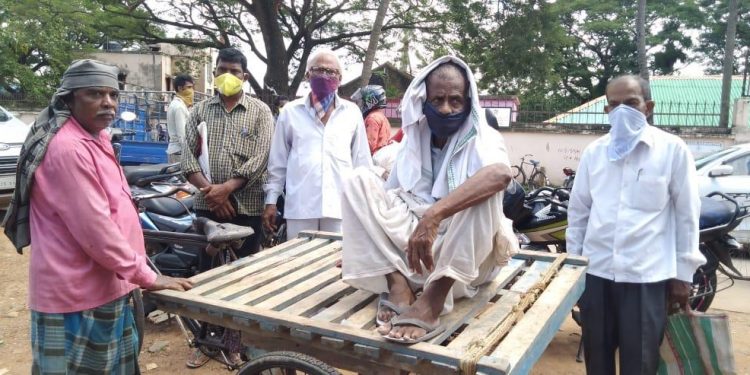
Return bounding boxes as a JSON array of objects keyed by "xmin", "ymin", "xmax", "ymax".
[{"xmin": 607, "ymin": 104, "xmax": 648, "ymax": 161}]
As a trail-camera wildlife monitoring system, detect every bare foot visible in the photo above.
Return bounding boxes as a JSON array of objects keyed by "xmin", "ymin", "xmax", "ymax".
[
  {"xmin": 376, "ymin": 272, "xmax": 415, "ymax": 331},
  {"xmin": 384, "ymin": 277, "xmax": 454, "ymax": 341}
]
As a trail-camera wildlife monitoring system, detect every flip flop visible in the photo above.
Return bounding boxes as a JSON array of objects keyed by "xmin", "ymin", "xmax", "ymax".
[
  {"xmin": 376, "ymin": 292, "xmax": 406, "ymax": 326},
  {"xmin": 382, "ymin": 316, "xmax": 445, "ymax": 344},
  {"xmin": 185, "ymin": 348, "xmax": 211, "ymax": 368}
]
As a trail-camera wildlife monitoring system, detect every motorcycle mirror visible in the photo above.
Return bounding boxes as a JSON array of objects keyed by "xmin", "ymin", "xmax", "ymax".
[
  {"xmin": 708, "ymin": 165, "xmax": 734, "ymax": 177},
  {"xmin": 120, "ymin": 111, "xmax": 136, "ymax": 122}
]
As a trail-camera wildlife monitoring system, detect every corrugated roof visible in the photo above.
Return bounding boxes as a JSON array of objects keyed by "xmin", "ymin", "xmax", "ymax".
[{"xmin": 547, "ymin": 76, "xmax": 748, "ymax": 127}]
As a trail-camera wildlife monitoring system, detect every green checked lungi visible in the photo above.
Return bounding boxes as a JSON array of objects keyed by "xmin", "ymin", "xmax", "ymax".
[{"xmin": 31, "ymin": 295, "xmax": 139, "ymax": 375}]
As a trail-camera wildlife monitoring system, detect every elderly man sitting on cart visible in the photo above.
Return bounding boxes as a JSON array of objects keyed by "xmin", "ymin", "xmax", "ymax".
[{"xmin": 341, "ymin": 56, "xmax": 518, "ymax": 344}]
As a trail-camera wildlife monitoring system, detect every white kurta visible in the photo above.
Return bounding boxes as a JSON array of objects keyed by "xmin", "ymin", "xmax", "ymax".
[
  {"xmin": 264, "ymin": 95, "xmax": 372, "ymax": 220},
  {"xmin": 340, "ymin": 56, "xmax": 518, "ymax": 314}
]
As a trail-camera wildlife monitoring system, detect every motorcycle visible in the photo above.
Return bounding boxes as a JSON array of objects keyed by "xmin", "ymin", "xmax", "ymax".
[
  {"xmin": 691, "ymin": 192, "xmax": 750, "ymax": 312},
  {"xmin": 508, "ymin": 182, "xmax": 748, "ymax": 312},
  {"xmin": 562, "ymin": 167, "xmax": 576, "ymax": 189}
]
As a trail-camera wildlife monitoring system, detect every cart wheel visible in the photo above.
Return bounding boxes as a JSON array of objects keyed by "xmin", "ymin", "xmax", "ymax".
[{"xmin": 237, "ymin": 351, "xmax": 339, "ymax": 375}]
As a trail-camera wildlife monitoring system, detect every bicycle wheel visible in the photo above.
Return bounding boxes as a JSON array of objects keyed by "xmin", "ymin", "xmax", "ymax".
[
  {"xmin": 238, "ymin": 351, "xmax": 340, "ymax": 375},
  {"xmin": 511, "ymin": 165, "xmax": 526, "ymax": 185},
  {"xmin": 528, "ymin": 171, "xmax": 548, "ymax": 190}
]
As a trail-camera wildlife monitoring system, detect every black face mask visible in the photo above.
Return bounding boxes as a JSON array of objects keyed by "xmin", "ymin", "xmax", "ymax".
[{"xmin": 423, "ymin": 101, "xmax": 470, "ymax": 138}]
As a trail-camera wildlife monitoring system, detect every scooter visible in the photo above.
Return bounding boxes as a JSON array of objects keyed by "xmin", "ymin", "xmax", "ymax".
[
  {"xmin": 691, "ymin": 192, "xmax": 750, "ymax": 312},
  {"xmin": 562, "ymin": 167, "xmax": 576, "ymax": 189}
]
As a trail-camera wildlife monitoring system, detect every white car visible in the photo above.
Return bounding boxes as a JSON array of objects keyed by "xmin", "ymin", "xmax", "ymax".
[
  {"xmin": 696, "ymin": 143, "xmax": 750, "ymax": 199},
  {"xmin": 0, "ymin": 106, "xmax": 30, "ymax": 208}
]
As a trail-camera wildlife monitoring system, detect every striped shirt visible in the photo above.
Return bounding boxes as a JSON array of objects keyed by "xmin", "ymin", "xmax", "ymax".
[{"xmin": 182, "ymin": 94, "xmax": 274, "ymax": 216}]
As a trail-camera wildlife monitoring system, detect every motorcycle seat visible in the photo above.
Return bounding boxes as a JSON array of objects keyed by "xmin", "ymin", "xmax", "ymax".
[
  {"xmin": 699, "ymin": 197, "xmax": 735, "ymax": 230},
  {"xmin": 122, "ymin": 163, "xmax": 179, "ymax": 185},
  {"xmin": 141, "ymin": 195, "xmax": 194, "ymax": 217},
  {"xmin": 195, "ymin": 217, "xmax": 255, "ymax": 243}
]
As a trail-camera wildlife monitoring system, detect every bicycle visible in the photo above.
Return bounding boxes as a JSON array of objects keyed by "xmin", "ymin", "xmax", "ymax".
[{"xmin": 511, "ymin": 154, "xmax": 549, "ymax": 190}]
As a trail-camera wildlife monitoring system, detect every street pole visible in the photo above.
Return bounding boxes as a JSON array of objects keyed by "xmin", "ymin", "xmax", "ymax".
[{"xmin": 720, "ymin": 0, "xmax": 739, "ymax": 128}]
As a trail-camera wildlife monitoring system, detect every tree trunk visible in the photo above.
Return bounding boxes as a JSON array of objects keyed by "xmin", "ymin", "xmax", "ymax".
[
  {"xmin": 252, "ymin": 0, "xmax": 290, "ymax": 97},
  {"xmin": 359, "ymin": 0, "xmax": 391, "ymax": 87},
  {"xmin": 720, "ymin": 0, "xmax": 739, "ymax": 128},
  {"xmin": 636, "ymin": 0, "xmax": 649, "ymax": 81}
]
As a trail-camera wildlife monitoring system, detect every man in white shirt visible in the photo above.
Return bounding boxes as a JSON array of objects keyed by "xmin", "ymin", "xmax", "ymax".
[
  {"xmin": 166, "ymin": 74, "xmax": 193, "ymax": 163},
  {"xmin": 341, "ymin": 57, "xmax": 518, "ymax": 344},
  {"xmin": 566, "ymin": 75, "xmax": 705, "ymax": 375},
  {"xmin": 262, "ymin": 50, "xmax": 372, "ymax": 239}
]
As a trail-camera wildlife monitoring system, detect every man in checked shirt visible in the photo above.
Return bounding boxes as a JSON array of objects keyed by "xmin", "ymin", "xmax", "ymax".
[{"xmin": 181, "ymin": 48, "xmax": 274, "ymax": 366}]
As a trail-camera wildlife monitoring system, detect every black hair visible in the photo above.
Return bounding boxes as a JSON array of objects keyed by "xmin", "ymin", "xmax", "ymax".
[
  {"xmin": 174, "ymin": 74, "xmax": 194, "ymax": 91},
  {"xmin": 485, "ymin": 108, "xmax": 500, "ymax": 130},
  {"xmin": 425, "ymin": 62, "xmax": 470, "ymax": 97},
  {"xmin": 216, "ymin": 48, "xmax": 248, "ymax": 73},
  {"xmin": 274, "ymin": 95, "xmax": 289, "ymax": 106}
]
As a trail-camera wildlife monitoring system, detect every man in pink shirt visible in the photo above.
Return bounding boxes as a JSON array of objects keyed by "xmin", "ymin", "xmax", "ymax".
[{"xmin": 4, "ymin": 60, "xmax": 192, "ymax": 374}]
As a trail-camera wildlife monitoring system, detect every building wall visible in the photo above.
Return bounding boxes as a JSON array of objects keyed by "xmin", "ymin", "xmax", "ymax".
[
  {"xmin": 90, "ymin": 52, "xmax": 167, "ymax": 91},
  {"xmin": 500, "ymin": 128, "xmax": 735, "ymax": 186}
]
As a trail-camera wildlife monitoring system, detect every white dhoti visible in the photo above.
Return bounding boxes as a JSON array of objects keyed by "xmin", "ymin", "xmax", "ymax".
[{"xmin": 341, "ymin": 169, "xmax": 518, "ymax": 314}]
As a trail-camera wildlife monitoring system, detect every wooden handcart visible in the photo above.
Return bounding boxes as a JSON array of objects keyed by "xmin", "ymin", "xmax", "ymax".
[{"xmin": 146, "ymin": 231, "xmax": 587, "ymax": 374}]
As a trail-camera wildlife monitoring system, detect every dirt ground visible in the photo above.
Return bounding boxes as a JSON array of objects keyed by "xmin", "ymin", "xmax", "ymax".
[{"xmin": 1, "ymin": 235, "xmax": 749, "ymax": 374}]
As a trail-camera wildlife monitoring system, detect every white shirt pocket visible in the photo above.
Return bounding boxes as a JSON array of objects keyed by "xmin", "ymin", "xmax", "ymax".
[{"xmin": 629, "ymin": 175, "xmax": 669, "ymax": 212}]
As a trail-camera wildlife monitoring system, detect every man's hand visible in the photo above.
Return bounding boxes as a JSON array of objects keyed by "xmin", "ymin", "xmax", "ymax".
[
  {"xmin": 407, "ymin": 211, "xmax": 441, "ymax": 275},
  {"xmin": 212, "ymin": 200, "xmax": 236, "ymax": 221},
  {"xmin": 201, "ymin": 183, "xmax": 233, "ymax": 208},
  {"xmin": 667, "ymin": 279, "xmax": 691, "ymax": 314},
  {"xmin": 146, "ymin": 275, "xmax": 193, "ymax": 292},
  {"xmin": 262, "ymin": 204, "xmax": 278, "ymax": 232}
]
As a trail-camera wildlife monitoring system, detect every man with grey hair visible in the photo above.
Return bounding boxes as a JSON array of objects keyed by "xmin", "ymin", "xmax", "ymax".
[
  {"xmin": 262, "ymin": 49, "xmax": 372, "ymax": 239},
  {"xmin": 567, "ymin": 74, "xmax": 704, "ymax": 374},
  {"xmin": 3, "ymin": 59, "xmax": 192, "ymax": 373}
]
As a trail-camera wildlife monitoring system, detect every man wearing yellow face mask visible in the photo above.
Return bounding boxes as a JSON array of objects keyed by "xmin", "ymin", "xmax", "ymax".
[
  {"xmin": 181, "ymin": 48, "xmax": 274, "ymax": 367},
  {"xmin": 166, "ymin": 74, "xmax": 194, "ymax": 163}
]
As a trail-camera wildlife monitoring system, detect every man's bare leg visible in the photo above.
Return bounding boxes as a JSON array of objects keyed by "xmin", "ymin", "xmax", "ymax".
[
  {"xmin": 384, "ymin": 277, "xmax": 454, "ymax": 340},
  {"xmin": 376, "ymin": 271, "xmax": 416, "ymax": 329}
]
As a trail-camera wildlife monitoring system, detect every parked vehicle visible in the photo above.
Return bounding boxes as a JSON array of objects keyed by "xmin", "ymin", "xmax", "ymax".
[
  {"xmin": 695, "ymin": 143, "xmax": 750, "ymax": 199},
  {"xmin": 507, "ymin": 183, "xmax": 746, "ymax": 313},
  {"xmin": 562, "ymin": 167, "xmax": 576, "ymax": 189},
  {"xmin": 691, "ymin": 192, "xmax": 750, "ymax": 312},
  {"xmin": 0, "ymin": 105, "xmax": 30, "ymax": 209},
  {"xmin": 511, "ymin": 154, "xmax": 549, "ymax": 190},
  {"xmin": 133, "ymin": 185, "xmax": 255, "ymax": 370}
]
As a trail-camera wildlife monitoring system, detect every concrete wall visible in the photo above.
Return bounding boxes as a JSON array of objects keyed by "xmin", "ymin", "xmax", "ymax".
[
  {"xmin": 500, "ymin": 125, "xmax": 735, "ymax": 186},
  {"xmin": 90, "ymin": 52, "xmax": 167, "ymax": 91}
]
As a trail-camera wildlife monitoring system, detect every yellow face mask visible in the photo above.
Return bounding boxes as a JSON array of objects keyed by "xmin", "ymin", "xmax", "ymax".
[
  {"xmin": 214, "ymin": 73, "xmax": 243, "ymax": 97},
  {"xmin": 176, "ymin": 87, "xmax": 194, "ymax": 107}
]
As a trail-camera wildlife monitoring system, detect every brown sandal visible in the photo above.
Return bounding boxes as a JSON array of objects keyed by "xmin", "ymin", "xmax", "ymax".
[{"xmin": 185, "ymin": 348, "xmax": 210, "ymax": 368}]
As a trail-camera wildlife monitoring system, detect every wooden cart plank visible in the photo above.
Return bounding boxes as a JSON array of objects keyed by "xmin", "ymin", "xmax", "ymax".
[
  {"xmin": 229, "ymin": 252, "xmax": 340, "ymax": 305},
  {"xmin": 187, "ymin": 238, "xmax": 333, "ymax": 295},
  {"xmin": 188, "ymin": 236, "xmax": 312, "ymax": 285},
  {"xmin": 341, "ymin": 298, "xmax": 378, "ymax": 329},
  {"xmin": 282, "ymin": 281, "xmax": 354, "ymax": 316},
  {"xmin": 482, "ymin": 264, "xmax": 586, "ymax": 375},
  {"xmin": 428, "ymin": 259, "xmax": 526, "ymax": 344},
  {"xmin": 254, "ymin": 266, "xmax": 342, "ymax": 311},
  {"xmin": 148, "ymin": 291, "xmax": 474, "ymax": 372},
  {"xmin": 205, "ymin": 242, "xmax": 341, "ymax": 300},
  {"xmin": 513, "ymin": 249, "xmax": 587, "ymax": 266},
  {"xmin": 447, "ymin": 291, "xmax": 522, "ymax": 352},
  {"xmin": 311, "ymin": 289, "xmax": 377, "ymax": 323},
  {"xmin": 509, "ymin": 260, "xmax": 552, "ymax": 293}
]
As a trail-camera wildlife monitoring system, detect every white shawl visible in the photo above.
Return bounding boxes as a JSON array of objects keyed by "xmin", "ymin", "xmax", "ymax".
[{"xmin": 386, "ymin": 56, "xmax": 510, "ymax": 203}]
